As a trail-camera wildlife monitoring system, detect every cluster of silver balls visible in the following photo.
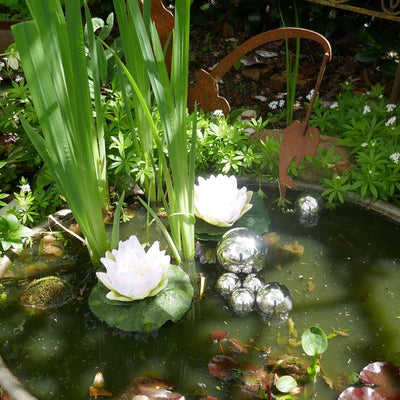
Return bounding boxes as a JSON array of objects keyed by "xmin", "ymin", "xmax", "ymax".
[{"xmin": 215, "ymin": 228, "xmax": 293, "ymax": 318}]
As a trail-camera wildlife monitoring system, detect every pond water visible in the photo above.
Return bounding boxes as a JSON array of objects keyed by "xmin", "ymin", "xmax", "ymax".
[{"xmin": 0, "ymin": 189, "xmax": 400, "ymax": 399}]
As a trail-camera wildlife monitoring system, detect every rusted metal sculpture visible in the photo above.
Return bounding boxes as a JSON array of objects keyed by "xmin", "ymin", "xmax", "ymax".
[
  {"xmin": 149, "ymin": 1, "xmax": 333, "ymax": 199},
  {"xmin": 187, "ymin": 28, "xmax": 332, "ymax": 198}
]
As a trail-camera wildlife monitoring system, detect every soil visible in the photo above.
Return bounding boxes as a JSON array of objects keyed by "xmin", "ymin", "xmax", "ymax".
[{"xmin": 188, "ymin": 22, "xmax": 395, "ymax": 125}]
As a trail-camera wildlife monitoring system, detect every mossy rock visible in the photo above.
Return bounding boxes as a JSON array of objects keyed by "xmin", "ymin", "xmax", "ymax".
[{"xmin": 20, "ymin": 276, "xmax": 75, "ymax": 312}]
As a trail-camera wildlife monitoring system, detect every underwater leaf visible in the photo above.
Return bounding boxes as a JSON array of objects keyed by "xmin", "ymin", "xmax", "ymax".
[
  {"xmin": 208, "ymin": 355, "xmax": 238, "ymax": 379},
  {"xmin": 301, "ymin": 326, "xmax": 328, "ymax": 356},
  {"xmin": 195, "ymin": 192, "xmax": 270, "ymax": 241},
  {"xmin": 276, "ymin": 375, "xmax": 297, "ymax": 393},
  {"xmin": 359, "ymin": 362, "xmax": 400, "ymax": 399},
  {"xmin": 88, "ymin": 264, "xmax": 193, "ymax": 332},
  {"xmin": 239, "ymin": 364, "xmax": 271, "ymax": 392}
]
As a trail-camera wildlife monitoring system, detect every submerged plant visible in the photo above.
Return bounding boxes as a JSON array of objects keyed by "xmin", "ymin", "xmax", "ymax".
[{"xmin": 301, "ymin": 326, "xmax": 328, "ymax": 382}]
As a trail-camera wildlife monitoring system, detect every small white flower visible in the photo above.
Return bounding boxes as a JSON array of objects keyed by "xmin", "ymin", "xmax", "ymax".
[
  {"xmin": 335, "ymin": 175, "xmax": 341, "ymax": 180},
  {"xmin": 269, "ymin": 100, "xmax": 278, "ymax": 110},
  {"xmin": 278, "ymin": 99, "xmax": 285, "ymax": 108},
  {"xmin": 306, "ymin": 89, "xmax": 315, "ymax": 101},
  {"xmin": 97, "ymin": 235, "xmax": 170, "ymax": 302},
  {"xmin": 371, "ymin": 141, "xmax": 376, "ymax": 147},
  {"xmin": 390, "ymin": 152, "xmax": 400, "ymax": 164},
  {"xmin": 0, "ymin": 61, "xmax": 4, "ymax": 69},
  {"xmin": 363, "ymin": 105, "xmax": 371, "ymax": 115},
  {"xmin": 361, "ymin": 142, "xmax": 368, "ymax": 147},
  {"xmin": 194, "ymin": 174, "xmax": 253, "ymax": 227},
  {"xmin": 385, "ymin": 116, "xmax": 396, "ymax": 126},
  {"xmin": 386, "ymin": 104, "xmax": 396, "ymax": 112},
  {"xmin": 330, "ymin": 102, "xmax": 338, "ymax": 109},
  {"xmin": 212, "ymin": 109, "xmax": 224, "ymax": 118},
  {"xmin": 369, "ymin": 170, "xmax": 373, "ymax": 174},
  {"xmin": 14, "ymin": 75, "xmax": 23, "ymax": 83},
  {"xmin": 20, "ymin": 183, "xmax": 31, "ymax": 193}
]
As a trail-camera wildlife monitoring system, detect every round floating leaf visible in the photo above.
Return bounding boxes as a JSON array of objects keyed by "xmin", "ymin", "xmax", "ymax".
[
  {"xmin": 301, "ymin": 326, "xmax": 328, "ymax": 356},
  {"xmin": 338, "ymin": 386, "xmax": 386, "ymax": 400},
  {"xmin": 88, "ymin": 264, "xmax": 194, "ymax": 332},
  {"xmin": 359, "ymin": 362, "xmax": 400, "ymax": 399},
  {"xmin": 276, "ymin": 375, "xmax": 297, "ymax": 393}
]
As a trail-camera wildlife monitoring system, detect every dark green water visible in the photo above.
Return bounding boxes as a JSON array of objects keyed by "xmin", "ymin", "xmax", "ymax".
[{"xmin": 0, "ymin": 192, "xmax": 400, "ymax": 399}]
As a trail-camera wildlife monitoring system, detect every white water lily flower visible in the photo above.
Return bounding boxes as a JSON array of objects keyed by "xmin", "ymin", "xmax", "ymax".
[
  {"xmin": 97, "ymin": 235, "xmax": 170, "ymax": 302},
  {"xmin": 194, "ymin": 174, "xmax": 253, "ymax": 227}
]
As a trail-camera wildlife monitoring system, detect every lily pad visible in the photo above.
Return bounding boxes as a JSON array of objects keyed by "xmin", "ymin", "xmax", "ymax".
[
  {"xmin": 301, "ymin": 326, "xmax": 328, "ymax": 356},
  {"xmin": 88, "ymin": 264, "xmax": 194, "ymax": 332},
  {"xmin": 195, "ymin": 192, "xmax": 270, "ymax": 241}
]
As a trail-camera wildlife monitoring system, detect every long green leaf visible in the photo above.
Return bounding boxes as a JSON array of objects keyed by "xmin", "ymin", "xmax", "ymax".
[{"xmin": 12, "ymin": 0, "xmax": 109, "ymax": 264}]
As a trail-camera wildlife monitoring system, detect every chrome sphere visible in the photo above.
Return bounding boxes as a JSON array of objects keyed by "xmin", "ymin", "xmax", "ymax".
[
  {"xmin": 215, "ymin": 272, "xmax": 241, "ymax": 299},
  {"xmin": 216, "ymin": 228, "xmax": 267, "ymax": 274},
  {"xmin": 242, "ymin": 273, "xmax": 264, "ymax": 295},
  {"xmin": 295, "ymin": 193, "xmax": 322, "ymax": 228},
  {"xmin": 230, "ymin": 288, "xmax": 255, "ymax": 316},
  {"xmin": 256, "ymin": 282, "xmax": 293, "ymax": 316}
]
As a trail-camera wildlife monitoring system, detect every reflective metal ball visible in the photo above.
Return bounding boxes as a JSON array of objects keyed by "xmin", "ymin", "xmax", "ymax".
[
  {"xmin": 295, "ymin": 193, "xmax": 322, "ymax": 228},
  {"xmin": 242, "ymin": 273, "xmax": 264, "ymax": 295},
  {"xmin": 216, "ymin": 228, "xmax": 267, "ymax": 274},
  {"xmin": 230, "ymin": 288, "xmax": 255, "ymax": 316},
  {"xmin": 215, "ymin": 272, "xmax": 241, "ymax": 299},
  {"xmin": 256, "ymin": 282, "xmax": 293, "ymax": 316}
]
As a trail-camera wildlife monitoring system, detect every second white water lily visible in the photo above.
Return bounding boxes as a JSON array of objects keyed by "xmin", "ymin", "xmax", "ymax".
[
  {"xmin": 194, "ymin": 174, "xmax": 253, "ymax": 227},
  {"xmin": 97, "ymin": 235, "xmax": 170, "ymax": 302}
]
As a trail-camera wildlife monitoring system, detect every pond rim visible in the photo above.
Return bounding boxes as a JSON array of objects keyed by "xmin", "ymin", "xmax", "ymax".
[{"xmin": 1, "ymin": 178, "xmax": 400, "ymax": 400}]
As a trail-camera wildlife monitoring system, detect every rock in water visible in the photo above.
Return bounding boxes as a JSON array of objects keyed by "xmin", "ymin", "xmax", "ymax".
[{"xmin": 21, "ymin": 276, "xmax": 75, "ymax": 312}]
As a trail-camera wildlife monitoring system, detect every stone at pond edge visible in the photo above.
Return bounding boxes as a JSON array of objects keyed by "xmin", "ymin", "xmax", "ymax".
[
  {"xmin": 88, "ymin": 264, "xmax": 194, "ymax": 333},
  {"xmin": 20, "ymin": 276, "xmax": 75, "ymax": 312},
  {"xmin": 38, "ymin": 233, "xmax": 64, "ymax": 257}
]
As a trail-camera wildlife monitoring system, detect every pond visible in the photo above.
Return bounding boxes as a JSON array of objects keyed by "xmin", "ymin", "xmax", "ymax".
[{"xmin": 0, "ymin": 186, "xmax": 400, "ymax": 399}]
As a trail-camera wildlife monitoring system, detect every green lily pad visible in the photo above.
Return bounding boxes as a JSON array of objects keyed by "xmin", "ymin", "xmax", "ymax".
[
  {"xmin": 195, "ymin": 192, "xmax": 270, "ymax": 241},
  {"xmin": 88, "ymin": 264, "xmax": 194, "ymax": 332}
]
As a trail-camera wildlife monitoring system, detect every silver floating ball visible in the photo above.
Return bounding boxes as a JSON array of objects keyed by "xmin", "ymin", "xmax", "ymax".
[
  {"xmin": 216, "ymin": 272, "xmax": 241, "ymax": 299},
  {"xmin": 242, "ymin": 273, "xmax": 264, "ymax": 295},
  {"xmin": 295, "ymin": 193, "xmax": 322, "ymax": 228},
  {"xmin": 216, "ymin": 228, "xmax": 267, "ymax": 274},
  {"xmin": 256, "ymin": 282, "xmax": 293, "ymax": 316},
  {"xmin": 230, "ymin": 288, "xmax": 255, "ymax": 316}
]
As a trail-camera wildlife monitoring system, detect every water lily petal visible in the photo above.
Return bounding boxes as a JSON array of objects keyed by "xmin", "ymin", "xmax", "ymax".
[
  {"xmin": 97, "ymin": 236, "xmax": 171, "ymax": 302},
  {"xmin": 194, "ymin": 174, "xmax": 253, "ymax": 226}
]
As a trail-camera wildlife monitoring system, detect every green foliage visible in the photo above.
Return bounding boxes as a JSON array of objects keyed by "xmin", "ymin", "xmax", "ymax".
[
  {"xmin": 302, "ymin": 326, "xmax": 328, "ymax": 356},
  {"xmin": 88, "ymin": 264, "xmax": 194, "ymax": 332},
  {"xmin": 12, "ymin": 0, "xmax": 109, "ymax": 264},
  {"xmin": 302, "ymin": 326, "xmax": 328, "ymax": 382},
  {"xmin": 0, "ymin": 213, "xmax": 32, "ymax": 252},
  {"xmin": 310, "ymin": 83, "xmax": 400, "ymax": 206},
  {"xmin": 276, "ymin": 375, "xmax": 297, "ymax": 393},
  {"xmin": 0, "ymin": 0, "xmax": 31, "ymax": 19}
]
